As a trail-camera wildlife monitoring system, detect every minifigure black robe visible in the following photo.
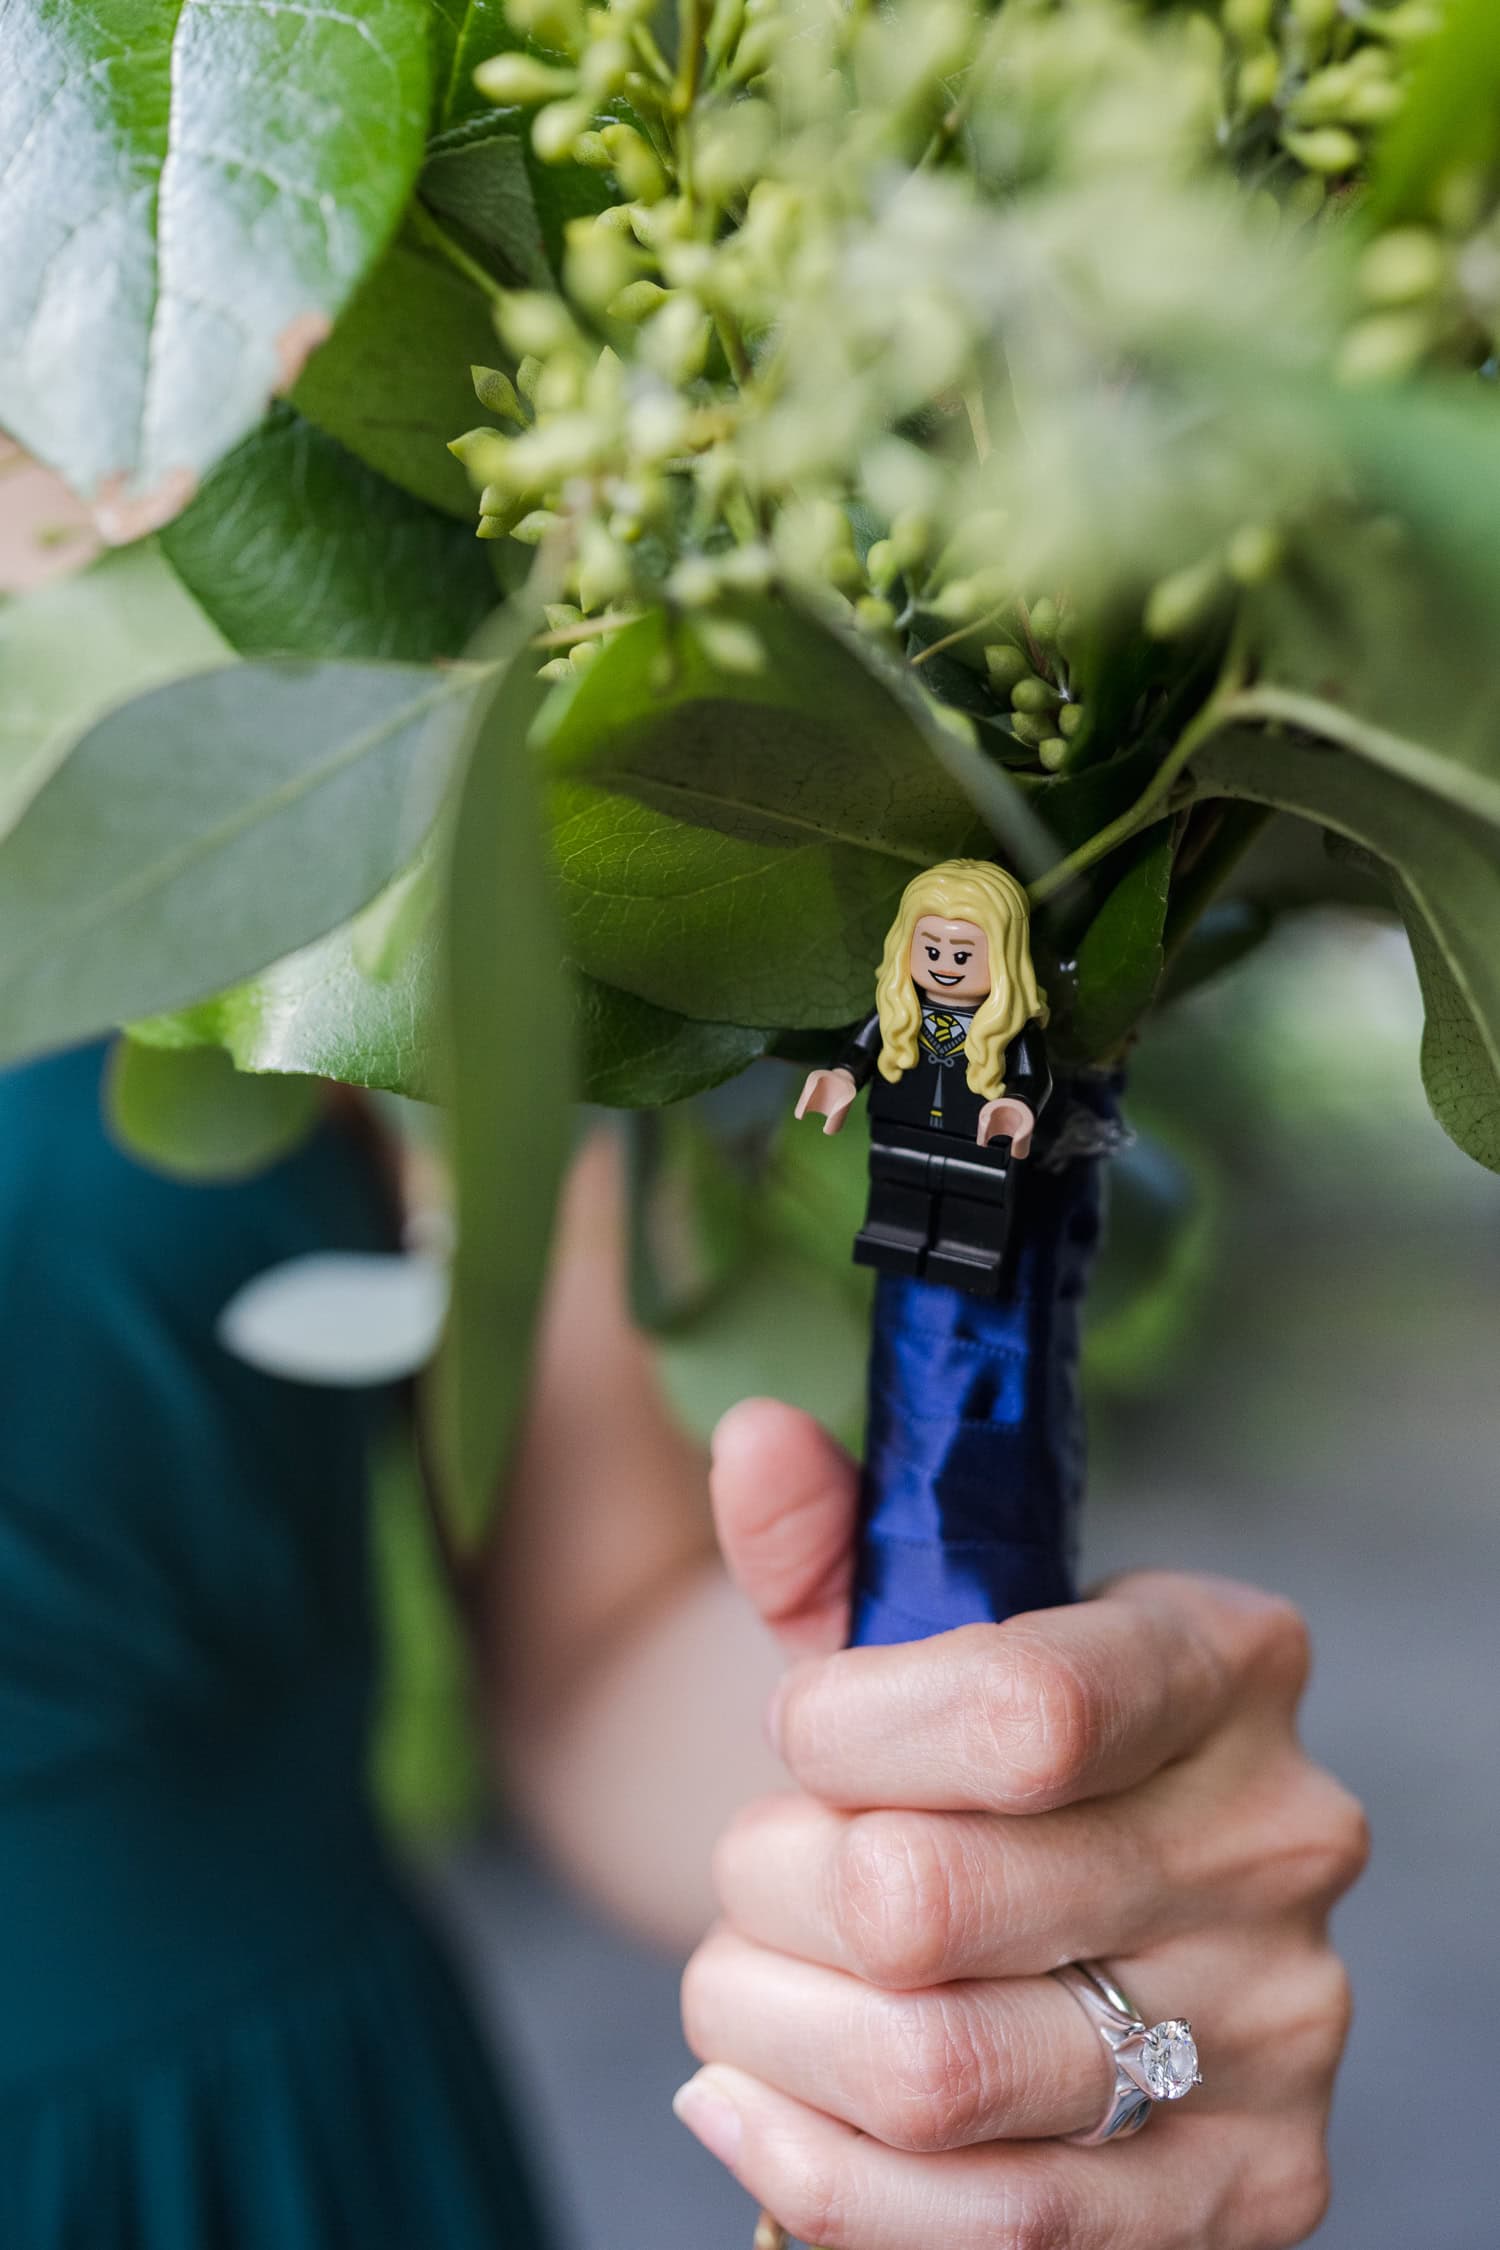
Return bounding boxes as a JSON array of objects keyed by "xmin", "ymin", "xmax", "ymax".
[{"xmin": 835, "ymin": 1005, "xmax": 1052, "ymax": 1296}]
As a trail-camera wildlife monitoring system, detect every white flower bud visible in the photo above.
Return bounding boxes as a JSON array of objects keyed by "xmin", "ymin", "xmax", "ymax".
[
  {"xmin": 695, "ymin": 616, "xmax": 766, "ymax": 674},
  {"xmin": 533, "ymin": 98, "xmax": 594, "ymax": 164},
  {"xmin": 474, "ymin": 54, "xmax": 577, "ymax": 105}
]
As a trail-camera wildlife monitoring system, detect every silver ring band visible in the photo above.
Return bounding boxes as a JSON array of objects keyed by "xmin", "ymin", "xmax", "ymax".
[{"xmin": 1051, "ymin": 1960, "xmax": 1202, "ymax": 2145}]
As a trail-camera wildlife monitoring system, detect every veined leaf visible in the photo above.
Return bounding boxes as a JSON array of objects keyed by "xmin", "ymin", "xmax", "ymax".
[
  {"xmin": 1195, "ymin": 728, "xmax": 1500, "ymax": 1173},
  {"xmin": 106, "ymin": 1037, "xmax": 318, "ymax": 1182},
  {"xmin": 161, "ymin": 406, "xmax": 498, "ymax": 661},
  {"xmin": 577, "ymin": 981, "xmax": 770, "ymax": 1107},
  {"xmin": 133, "ymin": 897, "xmax": 446, "ymax": 1103},
  {"xmin": 291, "ymin": 235, "xmax": 502, "ymax": 518},
  {"xmin": 538, "ymin": 598, "xmax": 1037, "ymax": 1029},
  {"xmin": 0, "ymin": 0, "xmax": 431, "ymax": 532},
  {"xmin": 0, "ymin": 659, "xmax": 475, "ymax": 1067},
  {"xmin": 436, "ymin": 633, "xmax": 576, "ymax": 1539},
  {"xmin": 0, "ymin": 541, "xmax": 228, "ymax": 836},
  {"xmin": 428, "ymin": 0, "xmax": 516, "ymax": 133}
]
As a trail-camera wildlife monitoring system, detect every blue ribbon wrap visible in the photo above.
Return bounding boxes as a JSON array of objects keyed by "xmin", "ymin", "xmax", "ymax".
[{"xmin": 849, "ymin": 1083, "xmax": 1119, "ymax": 1648}]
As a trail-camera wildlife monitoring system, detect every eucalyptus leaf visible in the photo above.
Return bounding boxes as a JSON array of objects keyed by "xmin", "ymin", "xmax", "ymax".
[
  {"xmin": 0, "ymin": 541, "xmax": 228, "ymax": 836},
  {"xmin": 0, "ymin": 0, "xmax": 431, "ymax": 530},
  {"xmin": 291, "ymin": 236, "xmax": 502, "ymax": 517},
  {"xmin": 436, "ymin": 636, "xmax": 576, "ymax": 1538},
  {"xmin": 539, "ymin": 599, "xmax": 1034, "ymax": 1028},
  {"xmin": 0, "ymin": 661, "xmax": 475, "ymax": 1068},
  {"xmin": 1194, "ymin": 728, "xmax": 1500, "ymax": 1173},
  {"xmin": 161, "ymin": 406, "xmax": 497, "ymax": 661},
  {"xmin": 219, "ymin": 1251, "xmax": 450, "ymax": 1385},
  {"xmin": 106, "ymin": 1037, "xmax": 319, "ymax": 1183}
]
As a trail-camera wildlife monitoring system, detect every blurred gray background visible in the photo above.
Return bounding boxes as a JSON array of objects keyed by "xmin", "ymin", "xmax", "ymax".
[{"xmin": 427, "ymin": 912, "xmax": 1499, "ymax": 2250}]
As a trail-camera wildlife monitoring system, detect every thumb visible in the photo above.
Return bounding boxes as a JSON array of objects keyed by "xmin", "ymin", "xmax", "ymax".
[{"xmin": 710, "ymin": 1398, "xmax": 858, "ymax": 1658}]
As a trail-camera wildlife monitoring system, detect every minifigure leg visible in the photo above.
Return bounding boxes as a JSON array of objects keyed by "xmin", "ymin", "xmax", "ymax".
[
  {"xmin": 924, "ymin": 1189, "xmax": 1014, "ymax": 1297},
  {"xmin": 853, "ymin": 1177, "xmax": 932, "ymax": 1278}
]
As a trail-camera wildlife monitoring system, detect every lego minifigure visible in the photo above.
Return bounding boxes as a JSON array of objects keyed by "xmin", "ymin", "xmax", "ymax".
[{"xmin": 796, "ymin": 859, "xmax": 1051, "ymax": 1296}]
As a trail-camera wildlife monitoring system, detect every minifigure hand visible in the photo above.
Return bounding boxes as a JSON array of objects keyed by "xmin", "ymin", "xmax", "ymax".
[
  {"xmin": 976, "ymin": 1096, "xmax": 1034, "ymax": 1155},
  {"xmin": 684, "ymin": 1401, "xmax": 1368, "ymax": 2250},
  {"xmin": 795, "ymin": 1067, "xmax": 857, "ymax": 1137}
]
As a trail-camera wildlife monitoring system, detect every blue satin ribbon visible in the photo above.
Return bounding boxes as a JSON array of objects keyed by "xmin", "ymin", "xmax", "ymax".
[{"xmin": 850, "ymin": 1083, "xmax": 1118, "ymax": 1648}]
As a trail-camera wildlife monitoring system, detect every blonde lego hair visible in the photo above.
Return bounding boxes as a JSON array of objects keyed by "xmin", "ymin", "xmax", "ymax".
[{"xmin": 874, "ymin": 860, "xmax": 1047, "ymax": 1099}]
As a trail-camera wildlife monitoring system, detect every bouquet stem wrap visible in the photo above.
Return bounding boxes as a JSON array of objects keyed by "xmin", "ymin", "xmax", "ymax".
[{"xmin": 849, "ymin": 1081, "xmax": 1121, "ymax": 1649}]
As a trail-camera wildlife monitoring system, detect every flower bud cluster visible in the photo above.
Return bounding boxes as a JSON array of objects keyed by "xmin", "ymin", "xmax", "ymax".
[{"xmin": 448, "ymin": 0, "xmax": 1485, "ymax": 734}]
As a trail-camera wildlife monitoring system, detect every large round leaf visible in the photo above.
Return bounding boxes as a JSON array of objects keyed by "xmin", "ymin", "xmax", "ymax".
[
  {"xmin": 290, "ymin": 235, "xmax": 503, "ymax": 517},
  {"xmin": 0, "ymin": 0, "xmax": 432, "ymax": 533},
  {"xmin": 161, "ymin": 405, "xmax": 498, "ymax": 660},
  {"xmin": 537, "ymin": 600, "xmax": 1031, "ymax": 1029}
]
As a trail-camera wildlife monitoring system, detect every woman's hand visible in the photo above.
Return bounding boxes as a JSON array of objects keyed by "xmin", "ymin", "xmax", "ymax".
[{"xmin": 677, "ymin": 1399, "xmax": 1369, "ymax": 2250}]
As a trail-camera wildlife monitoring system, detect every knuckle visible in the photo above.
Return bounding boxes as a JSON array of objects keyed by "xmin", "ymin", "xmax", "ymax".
[
  {"xmin": 973, "ymin": 1633, "xmax": 1097, "ymax": 1808},
  {"xmin": 768, "ymin": 2149, "xmax": 850, "ymax": 2250},
  {"xmin": 677, "ymin": 1938, "xmax": 724, "ymax": 2062},
  {"xmin": 1247, "ymin": 1595, "xmax": 1314, "ymax": 1700},
  {"xmin": 1222, "ymin": 2129, "xmax": 1326, "ymax": 2250},
  {"xmin": 833, "ymin": 1812, "xmax": 961, "ymax": 1989},
  {"xmin": 1251, "ymin": 2139, "xmax": 1334, "ymax": 2248},
  {"xmin": 1282, "ymin": 1948, "xmax": 1356, "ymax": 2080},
  {"xmin": 709, "ymin": 1795, "xmax": 779, "ymax": 1912},
  {"xmin": 990, "ymin": 2182, "xmax": 1077, "ymax": 2250},
  {"xmin": 1291, "ymin": 1770, "xmax": 1372, "ymax": 1909},
  {"xmin": 866, "ymin": 1990, "xmax": 987, "ymax": 2152}
]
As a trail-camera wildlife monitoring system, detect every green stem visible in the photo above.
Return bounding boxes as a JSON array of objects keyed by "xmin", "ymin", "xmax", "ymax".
[
  {"xmin": 409, "ymin": 201, "xmax": 508, "ymax": 311},
  {"xmin": 1222, "ymin": 683, "xmax": 1500, "ymax": 830},
  {"xmin": 909, "ymin": 603, "xmax": 1007, "ymax": 668},
  {"xmin": 1029, "ymin": 624, "xmax": 1251, "ymax": 906},
  {"xmin": 674, "ymin": 0, "xmax": 707, "ymax": 112}
]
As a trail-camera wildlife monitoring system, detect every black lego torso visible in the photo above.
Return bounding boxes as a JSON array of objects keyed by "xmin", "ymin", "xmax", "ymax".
[{"xmin": 836, "ymin": 1009, "xmax": 1051, "ymax": 1146}]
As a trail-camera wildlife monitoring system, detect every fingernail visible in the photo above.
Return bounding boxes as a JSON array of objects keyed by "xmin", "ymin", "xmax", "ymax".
[{"xmin": 672, "ymin": 2070, "xmax": 744, "ymax": 2169}]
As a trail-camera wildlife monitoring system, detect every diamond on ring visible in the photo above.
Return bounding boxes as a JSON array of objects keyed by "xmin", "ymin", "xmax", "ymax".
[
  {"xmin": 1052, "ymin": 1961, "xmax": 1203, "ymax": 2144},
  {"xmin": 1141, "ymin": 2019, "xmax": 1201, "ymax": 2101}
]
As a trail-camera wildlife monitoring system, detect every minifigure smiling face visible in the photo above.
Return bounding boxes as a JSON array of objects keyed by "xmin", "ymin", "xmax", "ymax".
[{"xmin": 910, "ymin": 917, "xmax": 990, "ymax": 1007}]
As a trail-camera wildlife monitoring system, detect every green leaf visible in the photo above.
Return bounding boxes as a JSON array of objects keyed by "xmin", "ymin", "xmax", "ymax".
[
  {"xmin": 1398, "ymin": 888, "xmax": 1500, "ymax": 1174},
  {"xmin": 436, "ymin": 635, "xmax": 576, "ymax": 1538},
  {"xmin": 291, "ymin": 235, "xmax": 501, "ymax": 517},
  {"xmin": 1369, "ymin": 0, "xmax": 1500, "ymax": 227},
  {"xmin": 1066, "ymin": 821, "xmax": 1175, "ymax": 1064},
  {"xmin": 421, "ymin": 126, "xmax": 553, "ymax": 288},
  {"xmin": 0, "ymin": 0, "xmax": 432, "ymax": 530},
  {"xmin": 134, "ymin": 892, "xmax": 445, "ymax": 1102},
  {"xmin": 1194, "ymin": 728, "xmax": 1500, "ymax": 1173},
  {"xmin": 428, "ymin": 0, "xmax": 516, "ymax": 133},
  {"xmin": 578, "ymin": 980, "xmax": 770, "ymax": 1106},
  {"xmin": 105, "ymin": 1036, "xmax": 319, "ymax": 1182},
  {"xmin": 539, "ymin": 598, "xmax": 1037, "ymax": 1028},
  {"xmin": 0, "ymin": 541, "xmax": 229, "ymax": 836},
  {"xmin": 161, "ymin": 406, "xmax": 498, "ymax": 662},
  {"xmin": 0, "ymin": 660, "xmax": 474, "ymax": 1068}
]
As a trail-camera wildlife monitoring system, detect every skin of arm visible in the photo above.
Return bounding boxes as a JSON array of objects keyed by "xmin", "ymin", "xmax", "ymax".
[{"xmin": 473, "ymin": 1130, "xmax": 786, "ymax": 1951}]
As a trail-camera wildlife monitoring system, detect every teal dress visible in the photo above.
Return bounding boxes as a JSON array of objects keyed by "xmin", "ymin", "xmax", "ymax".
[{"xmin": 0, "ymin": 1046, "xmax": 552, "ymax": 2248}]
